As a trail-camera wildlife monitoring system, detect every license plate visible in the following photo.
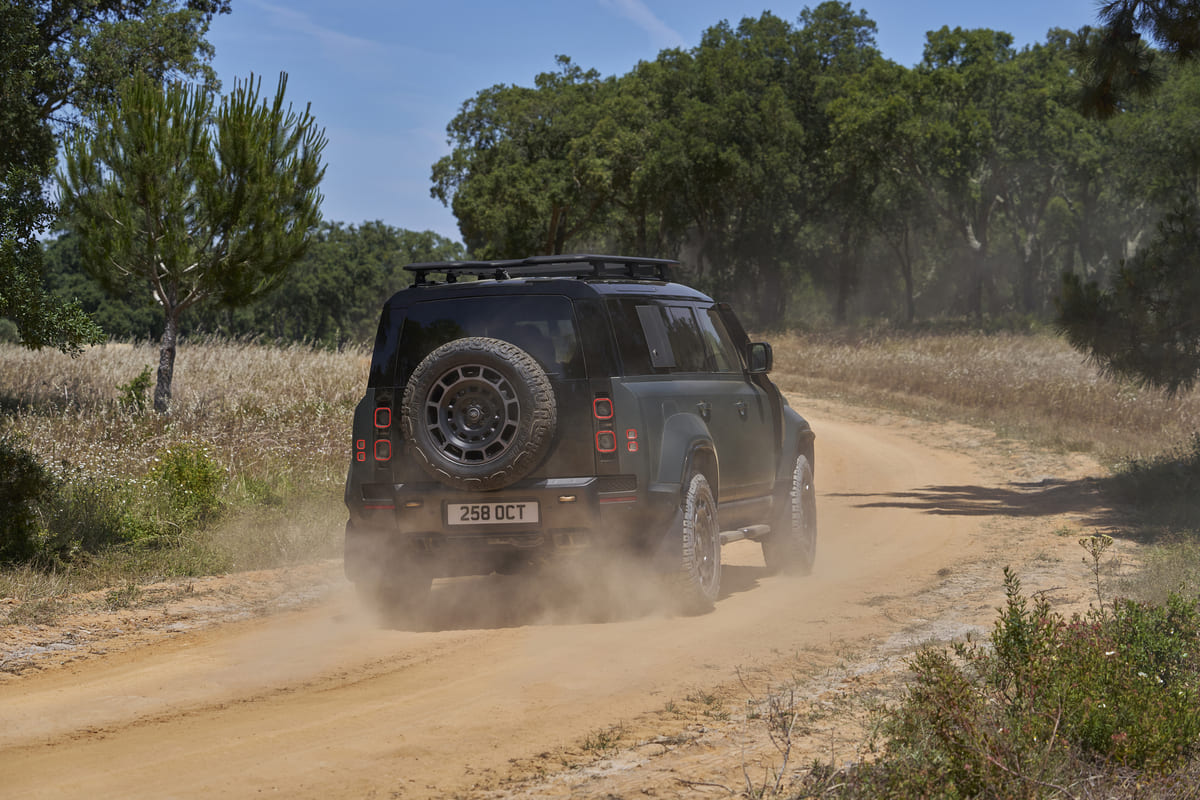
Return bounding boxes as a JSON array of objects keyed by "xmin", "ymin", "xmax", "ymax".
[{"xmin": 447, "ymin": 501, "xmax": 539, "ymax": 526}]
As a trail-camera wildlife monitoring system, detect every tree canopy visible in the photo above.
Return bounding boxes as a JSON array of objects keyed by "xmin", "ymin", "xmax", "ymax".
[
  {"xmin": 1, "ymin": 0, "xmax": 228, "ymax": 354},
  {"xmin": 58, "ymin": 72, "xmax": 326, "ymax": 411}
]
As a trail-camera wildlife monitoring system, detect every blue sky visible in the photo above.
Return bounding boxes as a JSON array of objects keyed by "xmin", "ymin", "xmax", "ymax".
[{"xmin": 207, "ymin": 0, "xmax": 1103, "ymax": 243}]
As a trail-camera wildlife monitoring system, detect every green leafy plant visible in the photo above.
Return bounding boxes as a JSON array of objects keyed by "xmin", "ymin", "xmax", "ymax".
[
  {"xmin": 0, "ymin": 435, "xmax": 54, "ymax": 563},
  {"xmin": 860, "ymin": 569, "xmax": 1200, "ymax": 798},
  {"xmin": 117, "ymin": 365, "xmax": 154, "ymax": 412},
  {"xmin": 151, "ymin": 442, "xmax": 226, "ymax": 529}
]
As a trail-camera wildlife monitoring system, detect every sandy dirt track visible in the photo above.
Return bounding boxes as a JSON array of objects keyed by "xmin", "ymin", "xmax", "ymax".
[{"xmin": 0, "ymin": 394, "xmax": 1119, "ymax": 798}]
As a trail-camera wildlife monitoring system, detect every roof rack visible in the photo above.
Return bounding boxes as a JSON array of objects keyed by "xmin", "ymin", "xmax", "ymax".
[{"xmin": 404, "ymin": 254, "xmax": 677, "ymax": 286}]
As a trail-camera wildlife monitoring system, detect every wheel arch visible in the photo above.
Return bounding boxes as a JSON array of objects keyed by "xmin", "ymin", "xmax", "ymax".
[
  {"xmin": 655, "ymin": 412, "xmax": 719, "ymax": 501},
  {"xmin": 781, "ymin": 406, "xmax": 816, "ymax": 478}
]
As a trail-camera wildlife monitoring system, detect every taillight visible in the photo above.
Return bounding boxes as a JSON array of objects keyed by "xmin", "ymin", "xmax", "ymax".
[
  {"xmin": 593, "ymin": 397, "xmax": 614, "ymax": 419},
  {"xmin": 374, "ymin": 407, "xmax": 391, "ymax": 428},
  {"xmin": 625, "ymin": 428, "xmax": 639, "ymax": 453},
  {"xmin": 596, "ymin": 430, "xmax": 617, "ymax": 452}
]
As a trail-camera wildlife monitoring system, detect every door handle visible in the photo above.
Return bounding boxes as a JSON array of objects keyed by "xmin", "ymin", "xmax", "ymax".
[
  {"xmin": 735, "ymin": 400, "xmax": 747, "ymax": 418},
  {"xmin": 696, "ymin": 401, "xmax": 711, "ymax": 421}
]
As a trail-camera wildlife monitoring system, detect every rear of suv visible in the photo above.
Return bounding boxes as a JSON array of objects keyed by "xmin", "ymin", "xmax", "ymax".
[{"xmin": 344, "ymin": 254, "xmax": 816, "ymax": 614}]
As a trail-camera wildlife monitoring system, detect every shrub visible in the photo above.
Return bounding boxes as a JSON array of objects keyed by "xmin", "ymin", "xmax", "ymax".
[
  {"xmin": 865, "ymin": 569, "xmax": 1200, "ymax": 798},
  {"xmin": 150, "ymin": 442, "xmax": 226, "ymax": 529},
  {"xmin": 116, "ymin": 365, "xmax": 154, "ymax": 412},
  {"xmin": 38, "ymin": 478, "xmax": 134, "ymax": 561},
  {"xmin": 0, "ymin": 435, "xmax": 55, "ymax": 564}
]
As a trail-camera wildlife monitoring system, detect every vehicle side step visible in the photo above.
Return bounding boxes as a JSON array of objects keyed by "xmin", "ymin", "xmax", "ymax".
[{"xmin": 719, "ymin": 524, "xmax": 770, "ymax": 545}]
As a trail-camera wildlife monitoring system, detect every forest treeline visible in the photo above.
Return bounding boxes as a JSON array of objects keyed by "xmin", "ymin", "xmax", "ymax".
[
  {"xmin": 30, "ymin": 2, "xmax": 1200, "ymax": 340},
  {"xmin": 432, "ymin": 5, "xmax": 1200, "ymax": 329},
  {"xmin": 35, "ymin": 223, "xmax": 462, "ymax": 347}
]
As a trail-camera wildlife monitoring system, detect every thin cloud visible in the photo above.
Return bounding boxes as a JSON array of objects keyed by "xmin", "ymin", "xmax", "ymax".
[
  {"xmin": 600, "ymin": 0, "xmax": 687, "ymax": 50},
  {"xmin": 251, "ymin": 0, "xmax": 381, "ymax": 57}
]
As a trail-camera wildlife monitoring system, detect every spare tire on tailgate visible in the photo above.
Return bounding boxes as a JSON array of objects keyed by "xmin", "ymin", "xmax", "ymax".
[{"xmin": 401, "ymin": 337, "xmax": 557, "ymax": 491}]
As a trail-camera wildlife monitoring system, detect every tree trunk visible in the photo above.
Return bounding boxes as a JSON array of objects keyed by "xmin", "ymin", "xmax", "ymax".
[
  {"xmin": 154, "ymin": 311, "xmax": 179, "ymax": 413},
  {"xmin": 964, "ymin": 222, "xmax": 986, "ymax": 321},
  {"xmin": 834, "ymin": 224, "xmax": 855, "ymax": 325},
  {"xmin": 901, "ymin": 257, "xmax": 916, "ymax": 325}
]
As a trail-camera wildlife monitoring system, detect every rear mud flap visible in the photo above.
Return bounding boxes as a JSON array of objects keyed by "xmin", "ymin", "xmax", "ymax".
[{"xmin": 650, "ymin": 506, "xmax": 685, "ymax": 570}]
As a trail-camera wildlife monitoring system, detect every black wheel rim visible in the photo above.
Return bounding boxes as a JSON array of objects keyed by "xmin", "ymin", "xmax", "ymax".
[{"xmin": 423, "ymin": 364, "xmax": 520, "ymax": 464}]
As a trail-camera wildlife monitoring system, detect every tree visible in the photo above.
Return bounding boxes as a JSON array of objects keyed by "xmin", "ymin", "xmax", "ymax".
[
  {"xmin": 29, "ymin": 0, "xmax": 231, "ymax": 125},
  {"xmin": 58, "ymin": 72, "xmax": 327, "ymax": 412},
  {"xmin": 1, "ymin": 0, "xmax": 229, "ymax": 354},
  {"xmin": 431, "ymin": 57, "xmax": 614, "ymax": 258},
  {"xmin": 1, "ymin": 0, "xmax": 103, "ymax": 352},
  {"xmin": 1058, "ymin": 200, "xmax": 1200, "ymax": 394},
  {"xmin": 1078, "ymin": 0, "xmax": 1200, "ymax": 116},
  {"xmin": 1058, "ymin": 59, "xmax": 1200, "ymax": 394}
]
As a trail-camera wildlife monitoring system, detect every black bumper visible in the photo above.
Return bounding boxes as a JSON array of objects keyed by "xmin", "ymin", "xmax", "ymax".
[{"xmin": 344, "ymin": 475, "xmax": 679, "ymax": 581}]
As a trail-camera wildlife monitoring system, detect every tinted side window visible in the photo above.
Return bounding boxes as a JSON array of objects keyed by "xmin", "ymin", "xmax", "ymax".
[
  {"xmin": 698, "ymin": 307, "xmax": 741, "ymax": 373},
  {"xmin": 607, "ymin": 298, "xmax": 656, "ymax": 375},
  {"xmin": 573, "ymin": 298, "xmax": 616, "ymax": 378},
  {"xmin": 663, "ymin": 306, "xmax": 709, "ymax": 372}
]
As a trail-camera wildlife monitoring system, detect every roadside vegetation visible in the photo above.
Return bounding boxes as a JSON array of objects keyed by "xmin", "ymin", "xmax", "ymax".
[
  {"xmin": 0, "ymin": 339, "xmax": 365, "ymax": 619},
  {"xmin": 759, "ymin": 329, "xmax": 1200, "ymax": 798}
]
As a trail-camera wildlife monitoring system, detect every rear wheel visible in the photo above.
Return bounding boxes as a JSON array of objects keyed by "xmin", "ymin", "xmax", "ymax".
[
  {"xmin": 762, "ymin": 454, "xmax": 816, "ymax": 575},
  {"xmin": 671, "ymin": 471, "xmax": 721, "ymax": 613}
]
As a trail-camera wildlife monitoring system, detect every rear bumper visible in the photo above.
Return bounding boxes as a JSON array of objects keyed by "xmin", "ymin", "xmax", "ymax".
[{"xmin": 344, "ymin": 475, "xmax": 679, "ymax": 581}]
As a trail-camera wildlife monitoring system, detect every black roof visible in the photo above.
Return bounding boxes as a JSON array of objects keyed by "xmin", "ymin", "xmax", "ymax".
[{"xmin": 404, "ymin": 254, "xmax": 677, "ymax": 285}]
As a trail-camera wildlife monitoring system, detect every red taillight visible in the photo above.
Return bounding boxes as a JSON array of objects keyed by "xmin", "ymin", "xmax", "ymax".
[
  {"xmin": 374, "ymin": 407, "xmax": 391, "ymax": 428},
  {"xmin": 596, "ymin": 431, "xmax": 617, "ymax": 452},
  {"xmin": 374, "ymin": 439, "xmax": 392, "ymax": 461},
  {"xmin": 593, "ymin": 397, "xmax": 613, "ymax": 419}
]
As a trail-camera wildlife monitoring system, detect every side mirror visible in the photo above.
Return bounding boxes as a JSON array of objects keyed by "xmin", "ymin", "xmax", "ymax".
[{"xmin": 747, "ymin": 342, "xmax": 773, "ymax": 374}]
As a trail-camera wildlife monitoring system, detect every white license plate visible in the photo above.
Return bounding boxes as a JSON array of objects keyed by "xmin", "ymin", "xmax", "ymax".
[{"xmin": 447, "ymin": 501, "xmax": 539, "ymax": 526}]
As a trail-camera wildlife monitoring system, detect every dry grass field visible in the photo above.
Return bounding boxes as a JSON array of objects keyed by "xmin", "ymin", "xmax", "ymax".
[
  {"xmin": 0, "ymin": 339, "xmax": 368, "ymax": 612},
  {"xmin": 2, "ymin": 330, "xmax": 1198, "ymax": 614},
  {"xmin": 769, "ymin": 330, "xmax": 1200, "ymax": 463}
]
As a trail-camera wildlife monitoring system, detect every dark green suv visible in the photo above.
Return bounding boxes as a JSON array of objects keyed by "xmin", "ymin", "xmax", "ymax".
[{"xmin": 344, "ymin": 254, "xmax": 815, "ymax": 613}]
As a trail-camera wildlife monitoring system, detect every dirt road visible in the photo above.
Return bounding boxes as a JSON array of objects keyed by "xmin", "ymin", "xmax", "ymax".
[{"xmin": 0, "ymin": 395, "xmax": 1117, "ymax": 798}]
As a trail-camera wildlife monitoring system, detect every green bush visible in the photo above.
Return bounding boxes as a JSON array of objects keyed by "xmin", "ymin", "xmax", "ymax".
[
  {"xmin": 0, "ymin": 435, "xmax": 54, "ymax": 563},
  {"xmin": 150, "ymin": 442, "xmax": 226, "ymax": 529},
  {"xmin": 855, "ymin": 569, "xmax": 1200, "ymax": 798},
  {"xmin": 0, "ymin": 318, "xmax": 19, "ymax": 344},
  {"xmin": 38, "ymin": 479, "xmax": 134, "ymax": 561},
  {"xmin": 117, "ymin": 365, "xmax": 154, "ymax": 412}
]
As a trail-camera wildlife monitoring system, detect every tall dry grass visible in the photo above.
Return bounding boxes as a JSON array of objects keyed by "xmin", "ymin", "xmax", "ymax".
[
  {"xmin": 769, "ymin": 330, "xmax": 1200, "ymax": 463},
  {"xmin": 0, "ymin": 339, "xmax": 368, "ymax": 612},
  {"xmin": 0, "ymin": 338, "xmax": 368, "ymax": 489}
]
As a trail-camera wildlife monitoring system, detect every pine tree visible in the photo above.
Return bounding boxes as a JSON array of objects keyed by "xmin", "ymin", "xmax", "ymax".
[{"xmin": 58, "ymin": 73, "xmax": 327, "ymax": 411}]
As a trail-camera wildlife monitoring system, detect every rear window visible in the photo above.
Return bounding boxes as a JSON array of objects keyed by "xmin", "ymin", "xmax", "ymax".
[{"xmin": 392, "ymin": 295, "xmax": 584, "ymax": 384}]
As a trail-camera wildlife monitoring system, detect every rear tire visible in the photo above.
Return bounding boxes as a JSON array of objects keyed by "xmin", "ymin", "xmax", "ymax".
[
  {"xmin": 671, "ymin": 471, "xmax": 721, "ymax": 613},
  {"xmin": 762, "ymin": 454, "xmax": 816, "ymax": 575}
]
